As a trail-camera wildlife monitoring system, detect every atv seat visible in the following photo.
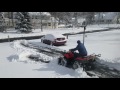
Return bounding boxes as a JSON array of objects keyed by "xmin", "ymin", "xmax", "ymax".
[
  {"xmin": 75, "ymin": 57, "xmax": 87, "ymax": 61},
  {"xmin": 82, "ymin": 56, "xmax": 88, "ymax": 58}
]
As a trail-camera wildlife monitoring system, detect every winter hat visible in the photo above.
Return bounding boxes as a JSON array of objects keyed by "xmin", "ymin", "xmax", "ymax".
[{"xmin": 77, "ymin": 40, "xmax": 81, "ymax": 44}]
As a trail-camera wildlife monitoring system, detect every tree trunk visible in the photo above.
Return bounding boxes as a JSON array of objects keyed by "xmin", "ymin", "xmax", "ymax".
[
  {"xmin": 40, "ymin": 12, "xmax": 43, "ymax": 32},
  {"xmin": 98, "ymin": 12, "xmax": 100, "ymax": 25}
]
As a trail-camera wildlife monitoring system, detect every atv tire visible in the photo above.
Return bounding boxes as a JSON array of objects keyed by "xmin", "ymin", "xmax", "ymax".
[
  {"xmin": 84, "ymin": 63, "xmax": 95, "ymax": 71},
  {"xmin": 61, "ymin": 59, "xmax": 67, "ymax": 66},
  {"xmin": 58, "ymin": 57, "xmax": 67, "ymax": 66},
  {"xmin": 72, "ymin": 61, "xmax": 79, "ymax": 70}
]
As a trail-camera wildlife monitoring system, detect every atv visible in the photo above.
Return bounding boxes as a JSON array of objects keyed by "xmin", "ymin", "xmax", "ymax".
[{"xmin": 58, "ymin": 50, "xmax": 101, "ymax": 71}]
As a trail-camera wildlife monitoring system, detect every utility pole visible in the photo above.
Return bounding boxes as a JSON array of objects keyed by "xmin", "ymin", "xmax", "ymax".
[
  {"xmin": 40, "ymin": 12, "xmax": 43, "ymax": 32},
  {"xmin": 117, "ymin": 12, "xmax": 120, "ymax": 24},
  {"xmin": 98, "ymin": 12, "xmax": 100, "ymax": 25},
  {"xmin": 11, "ymin": 12, "xmax": 14, "ymax": 27},
  {"xmin": 8, "ymin": 12, "xmax": 11, "ymax": 28},
  {"xmin": 83, "ymin": 26, "xmax": 86, "ymax": 45}
]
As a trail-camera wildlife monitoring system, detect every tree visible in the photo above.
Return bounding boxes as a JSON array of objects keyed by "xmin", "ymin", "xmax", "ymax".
[
  {"xmin": 15, "ymin": 12, "xmax": 32, "ymax": 33},
  {"xmin": 85, "ymin": 12, "xmax": 95, "ymax": 24},
  {"xmin": 116, "ymin": 12, "xmax": 120, "ymax": 24},
  {"xmin": 49, "ymin": 12, "xmax": 96, "ymax": 26},
  {"xmin": 0, "ymin": 12, "xmax": 5, "ymax": 32},
  {"xmin": 39, "ymin": 12, "xmax": 43, "ymax": 31},
  {"xmin": 49, "ymin": 12, "xmax": 74, "ymax": 25}
]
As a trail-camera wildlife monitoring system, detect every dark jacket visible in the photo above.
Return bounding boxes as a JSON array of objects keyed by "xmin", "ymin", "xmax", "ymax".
[{"xmin": 71, "ymin": 42, "xmax": 87, "ymax": 56}]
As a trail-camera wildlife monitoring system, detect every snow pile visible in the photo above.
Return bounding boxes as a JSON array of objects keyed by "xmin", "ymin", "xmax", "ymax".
[
  {"xmin": 10, "ymin": 40, "xmax": 53, "ymax": 63},
  {"xmin": 18, "ymin": 51, "xmax": 32, "ymax": 62},
  {"xmin": 42, "ymin": 59, "xmax": 91, "ymax": 78},
  {"xmin": 74, "ymin": 68, "xmax": 91, "ymax": 78}
]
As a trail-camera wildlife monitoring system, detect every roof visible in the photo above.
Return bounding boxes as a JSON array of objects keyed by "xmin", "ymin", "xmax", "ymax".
[{"xmin": 29, "ymin": 12, "xmax": 51, "ymax": 16}]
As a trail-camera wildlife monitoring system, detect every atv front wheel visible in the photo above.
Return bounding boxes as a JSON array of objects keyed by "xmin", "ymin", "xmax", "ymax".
[
  {"xmin": 72, "ymin": 61, "xmax": 79, "ymax": 70},
  {"xmin": 61, "ymin": 59, "xmax": 67, "ymax": 66},
  {"xmin": 58, "ymin": 57, "xmax": 67, "ymax": 66}
]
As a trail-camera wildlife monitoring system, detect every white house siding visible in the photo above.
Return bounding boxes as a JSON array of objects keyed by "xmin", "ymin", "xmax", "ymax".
[
  {"xmin": 94, "ymin": 12, "xmax": 118, "ymax": 24},
  {"xmin": 31, "ymin": 18, "xmax": 58, "ymax": 29}
]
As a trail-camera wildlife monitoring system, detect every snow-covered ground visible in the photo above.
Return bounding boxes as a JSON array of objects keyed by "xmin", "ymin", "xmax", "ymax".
[
  {"xmin": 0, "ymin": 24, "xmax": 110, "ymax": 39},
  {"xmin": 0, "ymin": 41, "xmax": 91, "ymax": 78},
  {"xmin": 0, "ymin": 27, "xmax": 120, "ymax": 78},
  {"xmin": 87, "ymin": 24, "xmax": 120, "ymax": 28}
]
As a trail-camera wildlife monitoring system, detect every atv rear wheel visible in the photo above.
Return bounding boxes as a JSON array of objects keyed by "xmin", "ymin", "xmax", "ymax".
[{"xmin": 84, "ymin": 63, "xmax": 95, "ymax": 71}]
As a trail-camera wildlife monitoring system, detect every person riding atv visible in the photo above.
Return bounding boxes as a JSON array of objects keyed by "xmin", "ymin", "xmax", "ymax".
[
  {"xmin": 64, "ymin": 40, "xmax": 88, "ymax": 68},
  {"xmin": 58, "ymin": 40, "xmax": 101, "ymax": 70},
  {"xmin": 70, "ymin": 40, "xmax": 88, "ymax": 58}
]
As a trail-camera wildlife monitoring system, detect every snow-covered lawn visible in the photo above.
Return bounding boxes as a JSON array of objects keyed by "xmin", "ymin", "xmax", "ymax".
[
  {"xmin": 0, "ymin": 27, "xmax": 120, "ymax": 78},
  {"xmin": 0, "ymin": 24, "xmax": 109, "ymax": 39}
]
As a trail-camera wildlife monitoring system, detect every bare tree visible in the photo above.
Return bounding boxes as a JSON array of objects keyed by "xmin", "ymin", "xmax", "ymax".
[
  {"xmin": 49, "ymin": 12, "xmax": 74, "ymax": 25},
  {"xmin": 85, "ymin": 12, "xmax": 95, "ymax": 25},
  {"xmin": 40, "ymin": 12, "xmax": 43, "ymax": 31},
  {"xmin": 0, "ymin": 12, "xmax": 6, "ymax": 32},
  {"xmin": 116, "ymin": 12, "xmax": 120, "ymax": 24}
]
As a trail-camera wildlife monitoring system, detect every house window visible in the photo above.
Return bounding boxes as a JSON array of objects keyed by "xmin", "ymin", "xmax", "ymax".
[
  {"xmin": 48, "ymin": 23, "xmax": 51, "ymax": 26},
  {"xmin": 109, "ymin": 20, "xmax": 112, "ymax": 22},
  {"xmin": 107, "ymin": 20, "xmax": 112, "ymax": 22},
  {"xmin": 42, "ymin": 23, "xmax": 47, "ymax": 26},
  {"xmin": 101, "ymin": 20, "xmax": 104, "ymax": 22}
]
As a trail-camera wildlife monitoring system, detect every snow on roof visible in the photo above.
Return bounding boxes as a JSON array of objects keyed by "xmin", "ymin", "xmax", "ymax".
[
  {"xmin": 29, "ymin": 12, "xmax": 51, "ymax": 16},
  {"xmin": 50, "ymin": 33, "xmax": 66, "ymax": 38},
  {"xmin": 42, "ymin": 34, "xmax": 66, "ymax": 41}
]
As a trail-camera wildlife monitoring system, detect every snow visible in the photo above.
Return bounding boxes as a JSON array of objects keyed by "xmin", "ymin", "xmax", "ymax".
[
  {"xmin": 0, "ymin": 24, "xmax": 109, "ymax": 39},
  {"xmin": 50, "ymin": 33, "xmax": 66, "ymax": 39},
  {"xmin": 31, "ymin": 29, "xmax": 120, "ymax": 70},
  {"xmin": 0, "ymin": 25, "xmax": 120, "ymax": 78},
  {"xmin": 0, "ymin": 41, "xmax": 90, "ymax": 78},
  {"xmin": 41, "ymin": 34, "xmax": 67, "ymax": 41}
]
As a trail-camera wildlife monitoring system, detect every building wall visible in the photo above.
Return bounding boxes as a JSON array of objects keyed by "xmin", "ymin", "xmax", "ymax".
[
  {"xmin": 31, "ymin": 17, "xmax": 58, "ymax": 29},
  {"xmin": 93, "ymin": 12, "xmax": 118, "ymax": 24}
]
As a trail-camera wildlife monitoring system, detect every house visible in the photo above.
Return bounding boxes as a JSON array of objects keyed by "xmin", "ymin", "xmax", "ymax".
[
  {"xmin": 77, "ymin": 18, "xmax": 86, "ymax": 26},
  {"xmin": 30, "ymin": 14, "xmax": 58, "ymax": 29},
  {"xmin": 3, "ymin": 12, "xmax": 59, "ymax": 29},
  {"xmin": 93, "ymin": 12, "xmax": 119, "ymax": 24}
]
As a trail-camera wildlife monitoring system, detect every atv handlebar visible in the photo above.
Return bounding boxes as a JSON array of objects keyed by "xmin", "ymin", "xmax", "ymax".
[{"xmin": 95, "ymin": 54, "xmax": 101, "ymax": 57}]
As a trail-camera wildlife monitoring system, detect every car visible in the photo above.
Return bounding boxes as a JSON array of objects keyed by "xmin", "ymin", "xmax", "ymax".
[{"xmin": 41, "ymin": 34, "xmax": 67, "ymax": 46}]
